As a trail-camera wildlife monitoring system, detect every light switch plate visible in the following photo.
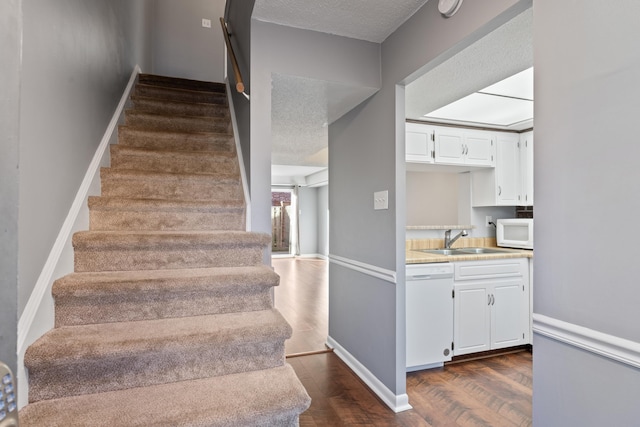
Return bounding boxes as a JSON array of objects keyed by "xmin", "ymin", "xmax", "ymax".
[
  {"xmin": 374, "ymin": 190, "xmax": 389, "ymax": 210},
  {"xmin": 202, "ymin": 18, "xmax": 212, "ymax": 28}
]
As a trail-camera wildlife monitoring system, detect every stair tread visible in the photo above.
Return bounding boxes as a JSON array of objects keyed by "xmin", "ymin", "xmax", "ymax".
[
  {"xmin": 19, "ymin": 364, "xmax": 310, "ymax": 427},
  {"xmin": 73, "ymin": 230, "xmax": 269, "ymax": 248},
  {"xmin": 25, "ymin": 309, "xmax": 291, "ymax": 367},
  {"xmin": 118, "ymin": 125, "xmax": 234, "ymax": 139},
  {"xmin": 101, "ymin": 167, "xmax": 239, "ymax": 180},
  {"xmin": 130, "ymin": 94, "xmax": 230, "ymax": 111},
  {"xmin": 135, "ymin": 83, "xmax": 227, "ymax": 104},
  {"xmin": 125, "ymin": 109, "xmax": 230, "ymax": 123},
  {"xmin": 53, "ymin": 265, "xmax": 279, "ymax": 296},
  {"xmin": 110, "ymin": 144, "xmax": 235, "ymax": 158},
  {"xmin": 88, "ymin": 196, "xmax": 244, "ymax": 211}
]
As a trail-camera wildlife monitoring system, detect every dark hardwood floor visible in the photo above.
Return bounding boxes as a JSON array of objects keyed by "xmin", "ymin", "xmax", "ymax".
[{"xmin": 274, "ymin": 258, "xmax": 532, "ymax": 426}]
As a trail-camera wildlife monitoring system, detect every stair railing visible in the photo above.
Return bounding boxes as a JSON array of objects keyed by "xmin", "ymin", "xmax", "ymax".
[{"xmin": 219, "ymin": 17, "xmax": 249, "ymax": 100}]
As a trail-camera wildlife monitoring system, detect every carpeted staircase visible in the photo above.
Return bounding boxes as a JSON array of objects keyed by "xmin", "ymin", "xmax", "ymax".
[{"xmin": 19, "ymin": 74, "xmax": 311, "ymax": 426}]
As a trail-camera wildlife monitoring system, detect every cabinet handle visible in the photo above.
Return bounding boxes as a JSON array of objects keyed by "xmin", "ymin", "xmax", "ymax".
[
  {"xmin": 498, "ymin": 186, "xmax": 502, "ymax": 196},
  {"xmin": 492, "ymin": 294, "xmax": 495, "ymax": 305},
  {"xmin": 465, "ymin": 145, "xmax": 469, "ymax": 155},
  {"xmin": 462, "ymin": 144, "xmax": 465, "ymax": 155},
  {"xmin": 488, "ymin": 295, "xmax": 492, "ymax": 306}
]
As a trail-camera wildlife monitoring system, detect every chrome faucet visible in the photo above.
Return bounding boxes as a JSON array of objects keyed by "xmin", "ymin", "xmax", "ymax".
[{"xmin": 444, "ymin": 229, "xmax": 468, "ymax": 248}]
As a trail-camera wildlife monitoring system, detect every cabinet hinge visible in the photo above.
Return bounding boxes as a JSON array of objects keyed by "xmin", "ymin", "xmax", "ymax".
[
  {"xmin": 452, "ymin": 341, "xmax": 455, "ymax": 351},
  {"xmin": 517, "ymin": 141, "xmax": 521, "ymax": 148}
]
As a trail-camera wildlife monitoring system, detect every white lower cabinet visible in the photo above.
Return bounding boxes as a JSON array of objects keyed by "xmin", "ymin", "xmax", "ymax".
[{"xmin": 453, "ymin": 258, "xmax": 530, "ymax": 356}]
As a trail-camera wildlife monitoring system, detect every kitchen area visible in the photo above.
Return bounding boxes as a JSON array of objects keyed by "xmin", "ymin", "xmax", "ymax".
[{"xmin": 404, "ymin": 66, "xmax": 534, "ymax": 372}]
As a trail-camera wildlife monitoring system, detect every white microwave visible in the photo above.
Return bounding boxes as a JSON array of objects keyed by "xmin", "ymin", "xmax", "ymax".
[{"xmin": 497, "ymin": 218, "xmax": 533, "ymax": 249}]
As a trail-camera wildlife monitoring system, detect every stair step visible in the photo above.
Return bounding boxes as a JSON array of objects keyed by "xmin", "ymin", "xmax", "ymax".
[
  {"xmin": 19, "ymin": 364, "xmax": 311, "ymax": 427},
  {"xmin": 72, "ymin": 230, "xmax": 270, "ymax": 272},
  {"xmin": 52, "ymin": 265, "xmax": 278, "ymax": 326},
  {"xmin": 138, "ymin": 74, "xmax": 227, "ymax": 94},
  {"xmin": 125, "ymin": 110, "xmax": 230, "ymax": 134},
  {"xmin": 100, "ymin": 169, "xmax": 243, "ymax": 201},
  {"xmin": 88, "ymin": 196, "xmax": 245, "ymax": 231},
  {"xmin": 117, "ymin": 126, "xmax": 235, "ymax": 153},
  {"xmin": 110, "ymin": 145, "xmax": 238, "ymax": 175},
  {"xmin": 24, "ymin": 309, "xmax": 292, "ymax": 402},
  {"xmin": 134, "ymin": 83, "xmax": 227, "ymax": 105},
  {"xmin": 130, "ymin": 95, "xmax": 229, "ymax": 118}
]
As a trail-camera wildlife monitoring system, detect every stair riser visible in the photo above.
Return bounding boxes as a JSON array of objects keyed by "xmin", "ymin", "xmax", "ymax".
[
  {"xmin": 90, "ymin": 210, "xmax": 245, "ymax": 231},
  {"xmin": 100, "ymin": 176, "xmax": 243, "ymax": 201},
  {"xmin": 55, "ymin": 287, "xmax": 273, "ymax": 327},
  {"xmin": 117, "ymin": 127, "xmax": 235, "ymax": 152},
  {"xmin": 125, "ymin": 112, "xmax": 230, "ymax": 134},
  {"xmin": 138, "ymin": 74, "xmax": 226, "ymax": 93},
  {"xmin": 27, "ymin": 341, "xmax": 286, "ymax": 402},
  {"xmin": 74, "ymin": 246, "xmax": 265, "ymax": 272},
  {"xmin": 110, "ymin": 148, "xmax": 239, "ymax": 175},
  {"xmin": 131, "ymin": 97, "xmax": 229, "ymax": 118},
  {"xmin": 134, "ymin": 85, "xmax": 227, "ymax": 105}
]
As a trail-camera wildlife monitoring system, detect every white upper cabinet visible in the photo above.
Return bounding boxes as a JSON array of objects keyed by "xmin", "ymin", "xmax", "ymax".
[
  {"xmin": 405, "ymin": 122, "xmax": 434, "ymax": 164},
  {"xmin": 519, "ymin": 131, "xmax": 534, "ymax": 206},
  {"xmin": 406, "ymin": 122, "xmax": 494, "ymax": 168},
  {"xmin": 472, "ymin": 131, "xmax": 534, "ymax": 207}
]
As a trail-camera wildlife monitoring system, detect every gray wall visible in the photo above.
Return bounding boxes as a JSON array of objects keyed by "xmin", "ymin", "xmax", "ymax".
[
  {"xmin": 0, "ymin": 0, "xmax": 21, "ymax": 374},
  {"xmin": 317, "ymin": 186, "xmax": 329, "ymax": 257},
  {"xmin": 329, "ymin": 0, "xmax": 528, "ymax": 396},
  {"xmin": 298, "ymin": 186, "xmax": 318, "ymax": 255},
  {"xmin": 533, "ymin": 1, "xmax": 640, "ymax": 424},
  {"xmin": 18, "ymin": 0, "xmax": 153, "ymax": 315},
  {"xmin": 153, "ymin": 0, "xmax": 226, "ymax": 82},
  {"xmin": 225, "ymin": 0, "xmax": 254, "ymax": 186},
  {"xmin": 251, "ymin": 21, "xmax": 380, "ymax": 237}
]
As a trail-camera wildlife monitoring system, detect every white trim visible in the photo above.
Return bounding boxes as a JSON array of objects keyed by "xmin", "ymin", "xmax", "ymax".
[
  {"xmin": 225, "ymin": 79, "xmax": 251, "ymax": 231},
  {"xmin": 17, "ymin": 66, "xmax": 140, "ymax": 354},
  {"xmin": 533, "ymin": 313, "xmax": 640, "ymax": 369},
  {"xmin": 327, "ymin": 336, "xmax": 412, "ymax": 413},
  {"xmin": 297, "ymin": 253, "xmax": 327, "ymax": 260},
  {"xmin": 329, "ymin": 254, "xmax": 397, "ymax": 284}
]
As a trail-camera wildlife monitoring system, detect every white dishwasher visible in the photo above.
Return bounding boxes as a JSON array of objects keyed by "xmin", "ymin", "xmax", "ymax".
[{"xmin": 406, "ymin": 263, "xmax": 454, "ymax": 372}]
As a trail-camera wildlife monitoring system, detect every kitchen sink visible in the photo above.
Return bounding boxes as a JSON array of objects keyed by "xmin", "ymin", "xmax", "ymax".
[
  {"xmin": 418, "ymin": 247, "xmax": 512, "ymax": 256},
  {"xmin": 418, "ymin": 249, "xmax": 466, "ymax": 255},
  {"xmin": 457, "ymin": 247, "xmax": 512, "ymax": 254}
]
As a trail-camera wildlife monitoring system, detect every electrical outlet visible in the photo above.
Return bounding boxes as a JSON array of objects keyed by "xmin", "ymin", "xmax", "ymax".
[
  {"xmin": 202, "ymin": 18, "xmax": 212, "ymax": 28},
  {"xmin": 374, "ymin": 190, "xmax": 389, "ymax": 210},
  {"xmin": 485, "ymin": 216, "xmax": 492, "ymax": 227}
]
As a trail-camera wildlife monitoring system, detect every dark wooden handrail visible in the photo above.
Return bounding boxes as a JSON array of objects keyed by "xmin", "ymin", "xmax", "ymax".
[{"xmin": 219, "ymin": 17, "xmax": 246, "ymax": 97}]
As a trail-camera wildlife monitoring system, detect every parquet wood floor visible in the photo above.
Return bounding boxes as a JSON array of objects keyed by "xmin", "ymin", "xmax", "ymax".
[
  {"xmin": 290, "ymin": 351, "xmax": 532, "ymax": 426},
  {"xmin": 274, "ymin": 258, "xmax": 532, "ymax": 426}
]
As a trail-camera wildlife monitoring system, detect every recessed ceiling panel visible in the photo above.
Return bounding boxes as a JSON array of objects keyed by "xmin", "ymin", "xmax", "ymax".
[
  {"xmin": 481, "ymin": 67, "xmax": 533, "ymax": 100},
  {"xmin": 425, "ymin": 92, "xmax": 533, "ymax": 126}
]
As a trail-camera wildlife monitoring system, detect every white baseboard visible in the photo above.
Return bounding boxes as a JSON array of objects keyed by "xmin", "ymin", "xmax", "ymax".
[
  {"xmin": 16, "ymin": 65, "xmax": 141, "ymax": 408},
  {"xmin": 326, "ymin": 336, "xmax": 412, "ymax": 413},
  {"xmin": 297, "ymin": 253, "xmax": 327, "ymax": 260},
  {"xmin": 533, "ymin": 313, "xmax": 640, "ymax": 369},
  {"xmin": 329, "ymin": 254, "xmax": 396, "ymax": 284}
]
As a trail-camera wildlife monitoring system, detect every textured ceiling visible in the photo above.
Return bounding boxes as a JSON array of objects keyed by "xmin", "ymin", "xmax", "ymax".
[
  {"xmin": 253, "ymin": 0, "xmax": 430, "ymax": 43},
  {"xmin": 405, "ymin": 8, "xmax": 533, "ymax": 125}
]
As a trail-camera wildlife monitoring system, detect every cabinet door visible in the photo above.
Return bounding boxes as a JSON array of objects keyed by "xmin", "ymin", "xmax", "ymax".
[
  {"xmin": 519, "ymin": 132, "xmax": 534, "ymax": 206},
  {"xmin": 464, "ymin": 132, "xmax": 495, "ymax": 167},
  {"xmin": 491, "ymin": 279, "xmax": 528, "ymax": 349},
  {"xmin": 434, "ymin": 128, "xmax": 465, "ymax": 165},
  {"xmin": 496, "ymin": 134, "xmax": 520, "ymax": 205},
  {"xmin": 453, "ymin": 284, "xmax": 491, "ymax": 356},
  {"xmin": 406, "ymin": 123, "xmax": 434, "ymax": 163}
]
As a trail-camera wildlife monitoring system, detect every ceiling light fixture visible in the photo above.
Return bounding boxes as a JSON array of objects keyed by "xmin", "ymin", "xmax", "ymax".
[{"xmin": 438, "ymin": 0, "xmax": 463, "ymax": 18}]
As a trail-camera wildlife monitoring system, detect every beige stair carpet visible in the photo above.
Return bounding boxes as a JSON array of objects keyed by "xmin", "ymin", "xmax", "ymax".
[{"xmin": 19, "ymin": 74, "xmax": 311, "ymax": 426}]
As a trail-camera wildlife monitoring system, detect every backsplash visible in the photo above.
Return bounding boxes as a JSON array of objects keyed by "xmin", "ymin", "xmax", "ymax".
[{"xmin": 406, "ymin": 237, "xmax": 498, "ymax": 251}]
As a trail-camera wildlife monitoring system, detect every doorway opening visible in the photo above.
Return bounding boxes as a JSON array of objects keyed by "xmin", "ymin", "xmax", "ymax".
[{"xmin": 271, "ymin": 189, "xmax": 295, "ymax": 255}]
